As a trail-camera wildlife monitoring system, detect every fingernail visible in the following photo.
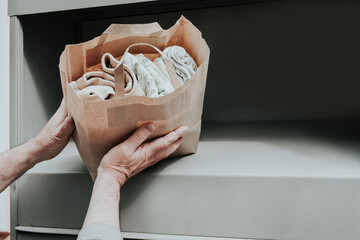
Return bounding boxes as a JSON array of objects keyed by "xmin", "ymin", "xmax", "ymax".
[
  {"xmin": 176, "ymin": 126, "xmax": 188, "ymax": 133},
  {"xmin": 180, "ymin": 126, "xmax": 189, "ymax": 132},
  {"xmin": 145, "ymin": 123, "xmax": 155, "ymax": 132}
]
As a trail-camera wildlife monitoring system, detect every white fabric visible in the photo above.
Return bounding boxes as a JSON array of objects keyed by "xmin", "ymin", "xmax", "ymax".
[
  {"xmin": 103, "ymin": 52, "xmax": 174, "ymax": 97},
  {"xmin": 123, "ymin": 53, "xmax": 159, "ymax": 98},
  {"xmin": 102, "ymin": 53, "xmax": 146, "ymax": 96},
  {"xmin": 153, "ymin": 57, "xmax": 171, "ymax": 80},
  {"xmin": 136, "ymin": 54, "xmax": 174, "ymax": 96},
  {"xmin": 71, "ymin": 54, "xmax": 148, "ymax": 100},
  {"xmin": 163, "ymin": 46, "xmax": 197, "ymax": 85},
  {"xmin": 70, "ymin": 48, "xmax": 180, "ymax": 100}
]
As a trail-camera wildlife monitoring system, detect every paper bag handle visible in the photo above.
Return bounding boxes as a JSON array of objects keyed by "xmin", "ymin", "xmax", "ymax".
[{"xmin": 113, "ymin": 42, "xmax": 180, "ymax": 98}]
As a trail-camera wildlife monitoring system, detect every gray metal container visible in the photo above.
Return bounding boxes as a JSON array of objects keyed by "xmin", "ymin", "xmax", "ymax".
[{"xmin": 9, "ymin": 0, "xmax": 360, "ymax": 239}]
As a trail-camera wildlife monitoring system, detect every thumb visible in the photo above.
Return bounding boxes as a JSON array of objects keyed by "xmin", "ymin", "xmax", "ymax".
[
  {"xmin": 57, "ymin": 115, "xmax": 75, "ymax": 139},
  {"xmin": 126, "ymin": 123, "xmax": 155, "ymax": 151},
  {"xmin": 51, "ymin": 99, "xmax": 69, "ymax": 126}
]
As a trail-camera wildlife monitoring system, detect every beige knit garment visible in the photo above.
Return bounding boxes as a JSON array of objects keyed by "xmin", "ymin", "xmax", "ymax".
[
  {"xmin": 70, "ymin": 54, "xmax": 146, "ymax": 100},
  {"xmin": 70, "ymin": 46, "xmax": 197, "ymax": 100},
  {"xmin": 102, "ymin": 53, "xmax": 146, "ymax": 97},
  {"xmin": 103, "ymin": 52, "xmax": 174, "ymax": 98},
  {"xmin": 70, "ymin": 71, "xmax": 115, "ymax": 100}
]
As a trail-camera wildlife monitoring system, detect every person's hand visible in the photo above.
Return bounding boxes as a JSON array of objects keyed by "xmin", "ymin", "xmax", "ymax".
[
  {"xmin": 29, "ymin": 99, "xmax": 75, "ymax": 163},
  {"xmin": 98, "ymin": 124, "xmax": 188, "ymax": 186}
]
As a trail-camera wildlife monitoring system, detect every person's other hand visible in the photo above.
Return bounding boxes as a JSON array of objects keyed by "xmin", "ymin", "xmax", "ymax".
[
  {"xmin": 98, "ymin": 124, "xmax": 188, "ymax": 186},
  {"xmin": 29, "ymin": 99, "xmax": 75, "ymax": 163}
]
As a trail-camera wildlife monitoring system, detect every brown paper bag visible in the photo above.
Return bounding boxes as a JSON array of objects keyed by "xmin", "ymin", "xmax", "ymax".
[{"xmin": 59, "ymin": 16, "xmax": 210, "ymax": 180}]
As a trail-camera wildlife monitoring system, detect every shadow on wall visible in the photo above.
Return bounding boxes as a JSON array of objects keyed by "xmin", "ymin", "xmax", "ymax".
[
  {"xmin": 20, "ymin": 0, "xmax": 360, "ymax": 131},
  {"xmin": 79, "ymin": 0, "xmax": 360, "ymax": 122}
]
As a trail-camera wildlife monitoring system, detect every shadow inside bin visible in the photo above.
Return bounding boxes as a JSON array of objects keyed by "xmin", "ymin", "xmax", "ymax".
[
  {"xmin": 201, "ymin": 120, "xmax": 360, "ymax": 159},
  {"xmin": 21, "ymin": 13, "xmax": 78, "ymax": 141},
  {"xmin": 121, "ymin": 119, "xmax": 360, "ymax": 212}
]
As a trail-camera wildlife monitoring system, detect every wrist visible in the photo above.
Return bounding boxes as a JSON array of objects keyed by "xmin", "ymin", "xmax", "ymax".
[
  {"xmin": 21, "ymin": 139, "xmax": 43, "ymax": 166},
  {"xmin": 97, "ymin": 167, "xmax": 127, "ymax": 186},
  {"xmin": 96, "ymin": 169, "xmax": 123, "ymax": 191}
]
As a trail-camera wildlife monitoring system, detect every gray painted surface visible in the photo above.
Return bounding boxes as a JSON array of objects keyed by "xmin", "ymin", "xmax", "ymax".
[
  {"xmin": 7, "ymin": 0, "xmax": 262, "ymax": 16},
  {"xmin": 9, "ymin": 15, "xmax": 22, "ymax": 240},
  {"xmin": 9, "ymin": 0, "xmax": 360, "ymax": 239},
  {"xmin": 16, "ymin": 226, "xmax": 80, "ymax": 235},
  {"xmin": 9, "ymin": 16, "xmax": 21, "ymax": 148},
  {"xmin": 15, "ymin": 122, "xmax": 360, "ymax": 239},
  {"xmin": 18, "ymin": 232, "xmax": 76, "ymax": 240},
  {"xmin": 19, "ymin": 12, "xmax": 77, "ymax": 143},
  {"xmin": 8, "ymin": 0, "xmax": 155, "ymax": 16},
  {"xmin": 15, "ymin": 226, "xmax": 254, "ymax": 239}
]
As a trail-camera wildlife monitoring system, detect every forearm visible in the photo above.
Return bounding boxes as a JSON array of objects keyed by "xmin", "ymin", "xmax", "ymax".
[
  {"xmin": 82, "ymin": 170, "xmax": 121, "ymax": 229},
  {"xmin": 0, "ymin": 139, "xmax": 41, "ymax": 192},
  {"xmin": 0, "ymin": 99, "xmax": 74, "ymax": 193}
]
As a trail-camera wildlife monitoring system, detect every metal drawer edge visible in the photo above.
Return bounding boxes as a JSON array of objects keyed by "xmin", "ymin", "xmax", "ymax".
[{"xmin": 15, "ymin": 226, "xmax": 258, "ymax": 240}]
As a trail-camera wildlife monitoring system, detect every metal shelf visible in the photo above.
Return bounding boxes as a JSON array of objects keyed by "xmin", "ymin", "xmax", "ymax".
[
  {"xmin": 8, "ymin": 0, "xmax": 155, "ymax": 16},
  {"xmin": 30, "ymin": 121, "xmax": 360, "ymax": 177},
  {"xmin": 8, "ymin": 0, "xmax": 265, "ymax": 16},
  {"xmin": 15, "ymin": 121, "xmax": 360, "ymax": 240},
  {"xmin": 9, "ymin": 0, "xmax": 360, "ymax": 239}
]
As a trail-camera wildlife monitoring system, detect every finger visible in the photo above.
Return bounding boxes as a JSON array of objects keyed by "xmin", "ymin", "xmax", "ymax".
[
  {"xmin": 56, "ymin": 116, "xmax": 75, "ymax": 139},
  {"xmin": 150, "ymin": 137, "xmax": 183, "ymax": 164},
  {"xmin": 146, "ymin": 125, "xmax": 188, "ymax": 155},
  {"xmin": 49, "ymin": 99, "xmax": 69, "ymax": 126},
  {"xmin": 57, "ymin": 99, "xmax": 68, "ymax": 117},
  {"xmin": 126, "ymin": 123, "xmax": 155, "ymax": 151},
  {"xmin": 132, "ymin": 137, "xmax": 183, "ymax": 177}
]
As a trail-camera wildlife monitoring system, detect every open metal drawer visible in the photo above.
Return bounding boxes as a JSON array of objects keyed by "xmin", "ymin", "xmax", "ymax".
[{"xmin": 13, "ymin": 122, "xmax": 360, "ymax": 239}]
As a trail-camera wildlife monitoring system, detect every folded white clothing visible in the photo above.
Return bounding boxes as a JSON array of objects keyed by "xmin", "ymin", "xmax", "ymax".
[
  {"xmin": 101, "ymin": 53, "xmax": 146, "ymax": 96},
  {"xmin": 71, "ymin": 50, "xmax": 177, "ymax": 100},
  {"xmin": 136, "ymin": 54, "xmax": 174, "ymax": 96},
  {"xmin": 103, "ymin": 52, "xmax": 172, "ymax": 98},
  {"xmin": 153, "ymin": 57, "xmax": 171, "ymax": 80},
  {"xmin": 163, "ymin": 46, "xmax": 197, "ymax": 85},
  {"xmin": 123, "ymin": 53, "xmax": 159, "ymax": 98}
]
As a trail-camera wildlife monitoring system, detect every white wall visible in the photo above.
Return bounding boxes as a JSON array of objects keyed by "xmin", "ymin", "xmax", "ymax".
[{"xmin": 0, "ymin": 0, "xmax": 10, "ymax": 233}]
